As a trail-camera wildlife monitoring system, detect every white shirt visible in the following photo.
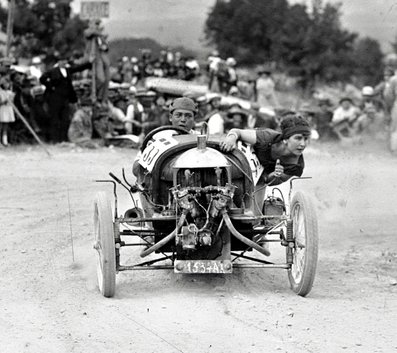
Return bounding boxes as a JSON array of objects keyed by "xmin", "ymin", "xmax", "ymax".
[
  {"xmin": 60, "ymin": 67, "xmax": 67, "ymax": 78},
  {"xmin": 125, "ymin": 102, "xmax": 144, "ymax": 123},
  {"xmin": 207, "ymin": 112, "xmax": 224, "ymax": 134},
  {"xmin": 29, "ymin": 65, "xmax": 42, "ymax": 80},
  {"xmin": 332, "ymin": 105, "xmax": 358, "ymax": 124}
]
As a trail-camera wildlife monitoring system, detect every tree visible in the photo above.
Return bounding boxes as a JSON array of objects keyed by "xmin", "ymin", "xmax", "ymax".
[
  {"xmin": 352, "ymin": 37, "xmax": 383, "ymax": 86},
  {"xmin": 0, "ymin": 0, "xmax": 88, "ymax": 61},
  {"xmin": 204, "ymin": 0, "xmax": 366, "ymax": 87},
  {"xmin": 205, "ymin": 0, "xmax": 290, "ymax": 65},
  {"xmin": 297, "ymin": 2, "xmax": 357, "ymax": 87}
]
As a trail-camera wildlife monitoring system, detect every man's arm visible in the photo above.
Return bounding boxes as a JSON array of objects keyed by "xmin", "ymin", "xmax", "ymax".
[
  {"xmin": 68, "ymin": 61, "xmax": 92, "ymax": 75},
  {"xmin": 219, "ymin": 128, "xmax": 257, "ymax": 152}
]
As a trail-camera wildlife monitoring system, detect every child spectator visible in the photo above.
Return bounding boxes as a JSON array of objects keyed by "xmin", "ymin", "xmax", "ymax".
[{"xmin": 0, "ymin": 76, "xmax": 16, "ymax": 146}]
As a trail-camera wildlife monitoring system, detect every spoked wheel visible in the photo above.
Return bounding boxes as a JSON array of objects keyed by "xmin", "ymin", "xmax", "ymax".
[
  {"xmin": 287, "ymin": 191, "xmax": 318, "ymax": 297},
  {"xmin": 94, "ymin": 192, "xmax": 116, "ymax": 297}
]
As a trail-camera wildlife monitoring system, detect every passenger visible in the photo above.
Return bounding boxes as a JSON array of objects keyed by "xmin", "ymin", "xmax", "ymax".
[{"xmin": 220, "ymin": 114, "xmax": 311, "ymax": 186}]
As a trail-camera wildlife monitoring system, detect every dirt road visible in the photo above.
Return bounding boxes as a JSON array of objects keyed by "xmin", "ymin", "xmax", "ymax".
[{"xmin": 0, "ymin": 141, "xmax": 396, "ymax": 353}]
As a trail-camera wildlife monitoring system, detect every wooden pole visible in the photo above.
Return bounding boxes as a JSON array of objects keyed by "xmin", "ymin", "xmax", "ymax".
[
  {"xmin": 6, "ymin": 0, "xmax": 15, "ymax": 57},
  {"xmin": 90, "ymin": 21, "xmax": 97, "ymax": 103},
  {"xmin": 10, "ymin": 102, "xmax": 52, "ymax": 157}
]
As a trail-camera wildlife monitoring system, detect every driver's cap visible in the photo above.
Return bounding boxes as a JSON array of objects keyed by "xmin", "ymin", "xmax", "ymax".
[{"xmin": 169, "ymin": 97, "xmax": 197, "ymax": 114}]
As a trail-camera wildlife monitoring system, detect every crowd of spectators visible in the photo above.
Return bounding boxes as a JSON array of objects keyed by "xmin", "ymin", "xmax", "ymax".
[
  {"xmin": 112, "ymin": 49, "xmax": 200, "ymax": 86},
  {"xmin": 306, "ymin": 81, "xmax": 389, "ymax": 142},
  {"xmin": 0, "ymin": 47, "xmax": 394, "ymax": 150}
]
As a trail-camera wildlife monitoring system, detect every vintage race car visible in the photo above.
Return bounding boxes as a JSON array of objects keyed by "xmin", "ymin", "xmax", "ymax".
[{"xmin": 94, "ymin": 126, "xmax": 319, "ymax": 298}]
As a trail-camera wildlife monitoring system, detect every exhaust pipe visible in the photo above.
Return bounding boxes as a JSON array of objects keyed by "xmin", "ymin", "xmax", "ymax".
[
  {"xmin": 222, "ymin": 210, "xmax": 271, "ymax": 257},
  {"xmin": 140, "ymin": 212, "xmax": 187, "ymax": 258}
]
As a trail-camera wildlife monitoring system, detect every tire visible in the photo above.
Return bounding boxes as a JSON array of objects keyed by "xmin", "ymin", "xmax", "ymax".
[
  {"xmin": 94, "ymin": 192, "xmax": 116, "ymax": 297},
  {"xmin": 287, "ymin": 191, "xmax": 318, "ymax": 297}
]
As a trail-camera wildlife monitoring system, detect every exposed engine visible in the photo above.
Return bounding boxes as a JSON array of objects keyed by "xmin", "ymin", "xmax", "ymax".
[
  {"xmin": 170, "ymin": 136, "xmax": 235, "ymax": 259},
  {"xmin": 171, "ymin": 183, "xmax": 236, "ymax": 258}
]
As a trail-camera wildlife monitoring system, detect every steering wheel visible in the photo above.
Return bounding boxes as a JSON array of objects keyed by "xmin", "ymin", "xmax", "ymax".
[{"xmin": 140, "ymin": 125, "xmax": 190, "ymax": 151}]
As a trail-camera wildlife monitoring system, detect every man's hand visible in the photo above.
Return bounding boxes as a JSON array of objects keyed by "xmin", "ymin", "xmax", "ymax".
[{"xmin": 220, "ymin": 133, "xmax": 238, "ymax": 152}]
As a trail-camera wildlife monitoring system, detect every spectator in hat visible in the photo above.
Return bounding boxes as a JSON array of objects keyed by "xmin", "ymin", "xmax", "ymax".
[
  {"xmin": 185, "ymin": 57, "xmax": 200, "ymax": 80},
  {"xmin": 224, "ymin": 105, "xmax": 248, "ymax": 132},
  {"xmin": 0, "ymin": 76, "xmax": 15, "ymax": 146},
  {"xmin": 136, "ymin": 90, "xmax": 161, "ymax": 135},
  {"xmin": 384, "ymin": 65, "xmax": 397, "ymax": 151},
  {"xmin": 29, "ymin": 56, "xmax": 43, "ymax": 82},
  {"xmin": 226, "ymin": 57, "xmax": 238, "ymax": 92},
  {"xmin": 354, "ymin": 86, "xmax": 385, "ymax": 135},
  {"xmin": 155, "ymin": 94, "xmax": 169, "ymax": 126},
  {"xmin": 207, "ymin": 50, "xmax": 221, "ymax": 91},
  {"xmin": 330, "ymin": 97, "xmax": 360, "ymax": 140},
  {"xmin": 374, "ymin": 67, "xmax": 394, "ymax": 101},
  {"xmin": 359, "ymin": 86, "xmax": 384, "ymax": 112},
  {"xmin": 125, "ymin": 86, "xmax": 144, "ymax": 135},
  {"xmin": 10, "ymin": 70, "xmax": 40, "ymax": 135},
  {"xmin": 196, "ymin": 95, "xmax": 210, "ymax": 124},
  {"xmin": 130, "ymin": 57, "xmax": 141, "ymax": 85},
  {"xmin": 228, "ymin": 86, "xmax": 239, "ymax": 97},
  {"xmin": 68, "ymin": 98, "xmax": 99, "ymax": 148},
  {"xmin": 0, "ymin": 57, "xmax": 13, "ymax": 76},
  {"xmin": 255, "ymin": 67, "xmax": 278, "ymax": 108},
  {"xmin": 40, "ymin": 58, "xmax": 91, "ymax": 142},
  {"xmin": 316, "ymin": 99, "xmax": 334, "ymax": 140},
  {"xmin": 121, "ymin": 56, "xmax": 133, "ymax": 83}
]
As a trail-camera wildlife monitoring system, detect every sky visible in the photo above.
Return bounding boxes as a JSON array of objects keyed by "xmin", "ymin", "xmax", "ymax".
[{"xmin": 71, "ymin": 0, "xmax": 397, "ymax": 52}]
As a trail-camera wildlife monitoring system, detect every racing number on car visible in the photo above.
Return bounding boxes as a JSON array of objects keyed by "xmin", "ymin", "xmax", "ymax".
[
  {"xmin": 237, "ymin": 142, "xmax": 264, "ymax": 185},
  {"xmin": 139, "ymin": 135, "xmax": 178, "ymax": 172},
  {"xmin": 141, "ymin": 144, "xmax": 160, "ymax": 165}
]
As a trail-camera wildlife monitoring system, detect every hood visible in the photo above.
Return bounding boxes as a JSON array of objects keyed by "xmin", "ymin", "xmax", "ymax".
[{"xmin": 173, "ymin": 147, "xmax": 230, "ymax": 169}]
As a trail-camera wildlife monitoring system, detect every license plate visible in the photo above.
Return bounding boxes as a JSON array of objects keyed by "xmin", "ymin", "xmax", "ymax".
[{"xmin": 174, "ymin": 260, "xmax": 232, "ymax": 274}]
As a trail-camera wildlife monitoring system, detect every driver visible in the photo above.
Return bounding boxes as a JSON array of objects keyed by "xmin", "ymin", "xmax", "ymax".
[
  {"xmin": 132, "ymin": 97, "xmax": 198, "ymax": 176},
  {"xmin": 167, "ymin": 97, "xmax": 197, "ymax": 132},
  {"xmin": 220, "ymin": 113, "xmax": 311, "ymax": 186}
]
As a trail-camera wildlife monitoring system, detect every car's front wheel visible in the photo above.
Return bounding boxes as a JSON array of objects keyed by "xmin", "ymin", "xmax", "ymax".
[
  {"xmin": 94, "ymin": 192, "xmax": 116, "ymax": 298},
  {"xmin": 287, "ymin": 191, "xmax": 319, "ymax": 297}
]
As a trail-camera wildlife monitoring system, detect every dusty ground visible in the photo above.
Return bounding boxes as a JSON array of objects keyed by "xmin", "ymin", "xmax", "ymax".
[{"xmin": 0, "ymin": 139, "xmax": 396, "ymax": 353}]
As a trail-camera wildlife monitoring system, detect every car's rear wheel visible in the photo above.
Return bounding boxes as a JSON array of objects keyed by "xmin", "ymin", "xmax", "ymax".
[
  {"xmin": 94, "ymin": 192, "xmax": 116, "ymax": 297},
  {"xmin": 287, "ymin": 191, "xmax": 318, "ymax": 297}
]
